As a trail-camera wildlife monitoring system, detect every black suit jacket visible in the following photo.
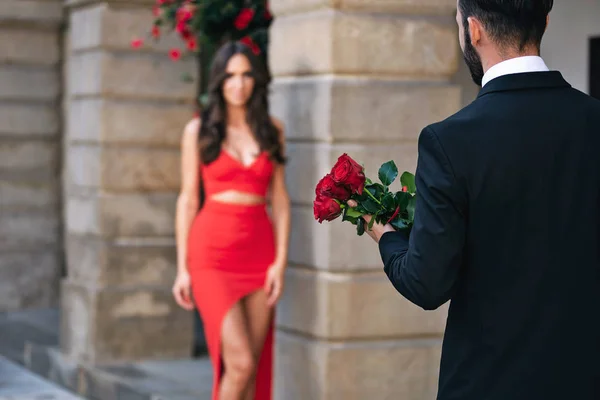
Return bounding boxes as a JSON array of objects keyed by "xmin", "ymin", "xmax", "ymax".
[{"xmin": 379, "ymin": 71, "xmax": 600, "ymax": 400}]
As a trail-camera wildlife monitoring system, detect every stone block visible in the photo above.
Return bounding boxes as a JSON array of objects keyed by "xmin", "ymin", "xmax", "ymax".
[
  {"xmin": 0, "ymin": 180, "xmax": 59, "ymax": 210},
  {"xmin": 270, "ymin": 10, "xmax": 458, "ymax": 78},
  {"xmin": 67, "ymin": 99, "xmax": 192, "ymax": 148},
  {"xmin": 0, "ymin": 66, "xmax": 60, "ymax": 101},
  {"xmin": 0, "ymin": 251, "xmax": 61, "ymax": 311},
  {"xmin": 65, "ymin": 143, "xmax": 180, "ymax": 191},
  {"xmin": 0, "ymin": 0, "xmax": 63, "ymax": 26},
  {"xmin": 61, "ymin": 280, "xmax": 194, "ymax": 363},
  {"xmin": 277, "ymin": 267, "xmax": 448, "ymax": 339},
  {"xmin": 0, "ymin": 139, "xmax": 59, "ymax": 171},
  {"xmin": 0, "ymin": 103, "xmax": 59, "ymax": 137},
  {"xmin": 69, "ymin": 3, "xmax": 183, "ymax": 52},
  {"xmin": 65, "ymin": 191, "xmax": 177, "ymax": 237},
  {"xmin": 0, "ymin": 27, "xmax": 60, "ymax": 65},
  {"xmin": 68, "ymin": 51, "xmax": 196, "ymax": 101},
  {"xmin": 271, "ymin": 0, "xmax": 457, "ymax": 16},
  {"xmin": 66, "ymin": 234, "xmax": 177, "ymax": 288},
  {"xmin": 274, "ymin": 331, "xmax": 441, "ymax": 400},
  {"xmin": 0, "ymin": 212, "xmax": 60, "ymax": 251},
  {"xmin": 59, "ymin": 280, "xmax": 94, "ymax": 363},
  {"xmin": 271, "ymin": 77, "xmax": 462, "ymax": 142}
]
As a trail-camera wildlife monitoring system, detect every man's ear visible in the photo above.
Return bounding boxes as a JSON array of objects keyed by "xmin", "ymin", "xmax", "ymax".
[{"xmin": 467, "ymin": 16, "xmax": 482, "ymax": 46}]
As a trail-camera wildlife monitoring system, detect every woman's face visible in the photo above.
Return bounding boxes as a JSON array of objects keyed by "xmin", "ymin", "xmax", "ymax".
[{"xmin": 222, "ymin": 53, "xmax": 255, "ymax": 107}]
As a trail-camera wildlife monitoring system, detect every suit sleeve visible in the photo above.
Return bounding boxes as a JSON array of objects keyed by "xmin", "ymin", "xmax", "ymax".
[{"xmin": 378, "ymin": 126, "xmax": 466, "ymax": 310}]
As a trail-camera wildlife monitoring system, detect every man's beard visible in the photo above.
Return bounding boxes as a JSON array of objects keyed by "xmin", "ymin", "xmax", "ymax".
[{"xmin": 463, "ymin": 30, "xmax": 484, "ymax": 87}]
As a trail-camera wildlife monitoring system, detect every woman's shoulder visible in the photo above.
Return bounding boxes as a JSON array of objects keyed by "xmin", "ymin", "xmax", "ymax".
[
  {"xmin": 181, "ymin": 117, "xmax": 201, "ymax": 149},
  {"xmin": 185, "ymin": 117, "xmax": 201, "ymax": 134}
]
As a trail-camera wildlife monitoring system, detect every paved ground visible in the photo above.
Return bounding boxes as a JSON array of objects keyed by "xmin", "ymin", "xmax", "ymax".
[{"xmin": 0, "ymin": 355, "xmax": 83, "ymax": 400}]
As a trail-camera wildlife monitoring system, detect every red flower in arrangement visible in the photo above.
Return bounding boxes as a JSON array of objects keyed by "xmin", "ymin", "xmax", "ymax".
[
  {"xmin": 169, "ymin": 48, "xmax": 182, "ymax": 61},
  {"xmin": 315, "ymin": 174, "xmax": 352, "ymax": 201},
  {"xmin": 153, "ymin": 6, "xmax": 161, "ymax": 17},
  {"xmin": 176, "ymin": 7, "xmax": 193, "ymax": 23},
  {"xmin": 234, "ymin": 8, "xmax": 255, "ymax": 30},
  {"xmin": 331, "ymin": 153, "xmax": 366, "ymax": 195},
  {"xmin": 130, "ymin": 38, "xmax": 144, "ymax": 48},
  {"xmin": 152, "ymin": 25, "xmax": 160, "ymax": 38},
  {"xmin": 314, "ymin": 196, "xmax": 342, "ymax": 223},
  {"xmin": 240, "ymin": 36, "xmax": 260, "ymax": 55},
  {"xmin": 186, "ymin": 37, "xmax": 197, "ymax": 51}
]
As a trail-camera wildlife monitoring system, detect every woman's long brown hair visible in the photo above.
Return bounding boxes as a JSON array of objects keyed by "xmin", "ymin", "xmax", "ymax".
[{"xmin": 198, "ymin": 41, "xmax": 285, "ymax": 165}]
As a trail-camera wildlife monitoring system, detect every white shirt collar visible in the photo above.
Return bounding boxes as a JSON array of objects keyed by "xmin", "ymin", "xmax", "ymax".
[{"xmin": 481, "ymin": 56, "xmax": 549, "ymax": 87}]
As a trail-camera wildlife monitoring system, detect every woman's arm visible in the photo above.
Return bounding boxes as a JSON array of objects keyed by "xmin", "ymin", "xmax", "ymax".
[
  {"xmin": 264, "ymin": 117, "xmax": 291, "ymax": 306},
  {"xmin": 269, "ymin": 117, "xmax": 291, "ymax": 269},
  {"xmin": 173, "ymin": 118, "xmax": 201, "ymax": 310}
]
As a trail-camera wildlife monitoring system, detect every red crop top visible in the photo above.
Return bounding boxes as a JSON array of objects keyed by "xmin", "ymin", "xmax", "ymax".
[{"xmin": 201, "ymin": 150, "xmax": 274, "ymax": 198}]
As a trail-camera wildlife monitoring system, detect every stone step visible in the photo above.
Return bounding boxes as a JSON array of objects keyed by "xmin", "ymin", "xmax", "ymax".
[
  {"xmin": 0, "ymin": 354, "xmax": 83, "ymax": 400},
  {"xmin": 1, "ymin": 307, "xmax": 214, "ymax": 400},
  {"xmin": 24, "ymin": 343, "xmax": 213, "ymax": 400},
  {"xmin": 0, "ymin": 308, "xmax": 59, "ymax": 364}
]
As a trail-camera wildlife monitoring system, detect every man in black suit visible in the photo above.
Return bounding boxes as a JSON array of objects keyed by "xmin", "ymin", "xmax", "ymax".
[{"xmin": 354, "ymin": 0, "xmax": 600, "ymax": 399}]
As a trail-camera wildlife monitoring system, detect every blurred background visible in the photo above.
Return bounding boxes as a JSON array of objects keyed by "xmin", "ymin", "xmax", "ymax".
[{"xmin": 0, "ymin": 0, "xmax": 598, "ymax": 399}]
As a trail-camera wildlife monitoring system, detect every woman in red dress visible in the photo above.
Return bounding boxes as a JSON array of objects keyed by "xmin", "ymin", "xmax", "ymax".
[{"xmin": 171, "ymin": 41, "xmax": 290, "ymax": 400}]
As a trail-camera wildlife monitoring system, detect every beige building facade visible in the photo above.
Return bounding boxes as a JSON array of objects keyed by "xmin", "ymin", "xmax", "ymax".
[{"xmin": 0, "ymin": 0, "xmax": 598, "ymax": 398}]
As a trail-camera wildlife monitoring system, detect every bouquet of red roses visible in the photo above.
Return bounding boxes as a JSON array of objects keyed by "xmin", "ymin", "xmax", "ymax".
[{"xmin": 313, "ymin": 154, "xmax": 417, "ymax": 236}]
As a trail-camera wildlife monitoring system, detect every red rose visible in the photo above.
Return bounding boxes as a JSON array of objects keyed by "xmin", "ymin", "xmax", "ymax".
[
  {"xmin": 331, "ymin": 153, "xmax": 365, "ymax": 194},
  {"xmin": 176, "ymin": 8, "xmax": 193, "ymax": 23},
  {"xmin": 313, "ymin": 196, "xmax": 342, "ymax": 223},
  {"xmin": 234, "ymin": 8, "xmax": 255, "ymax": 30},
  {"xmin": 186, "ymin": 37, "xmax": 197, "ymax": 51},
  {"xmin": 169, "ymin": 48, "xmax": 181, "ymax": 61},
  {"xmin": 240, "ymin": 36, "xmax": 260, "ymax": 55},
  {"xmin": 316, "ymin": 174, "xmax": 351, "ymax": 201},
  {"xmin": 130, "ymin": 38, "xmax": 143, "ymax": 49},
  {"xmin": 152, "ymin": 25, "xmax": 160, "ymax": 38}
]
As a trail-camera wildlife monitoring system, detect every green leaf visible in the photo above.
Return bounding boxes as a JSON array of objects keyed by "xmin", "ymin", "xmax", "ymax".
[
  {"xmin": 357, "ymin": 220, "xmax": 365, "ymax": 236},
  {"xmin": 342, "ymin": 206, "xmax": 361, "ymax": 224},
  {"xmin": 368, "ymin": 216, "xmax": 376, "ymax": 230},
  {"xmin": 394, "ymin": 191, "xmax": 410, "ymax": 210},
  {"xmin": 378, "ymin": 161, "xmax": 399, "ymax": 186},
  {"xmin": 400, "ymin": 172, "xmax": 416, "ymax": 193},
  {"xmin": 407, "ymin": 196, "xmax": 416, "ymax": 221},
  {"xmin": 198, "ymin": 93, "xmax": 209, "ymax": 107},
  {"xmin": 382, "ymin": 193, "xmax": 395, "ymax": 211},
  {"xmin": 345, "ymin": 207, "xmax": 363, "ymax": 219},
  {"xmin": 365, "ymin": 183, "xmax": 384, "ymax": 200},
  {"xmin": 362, "ymin": 198, "xmax": 379, "ymax": 214}
]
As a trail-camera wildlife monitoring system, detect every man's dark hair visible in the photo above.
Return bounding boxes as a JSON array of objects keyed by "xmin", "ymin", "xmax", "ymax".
[{"xmin": 458, "ymin": 0, "xmax": 554, "ymax": 51}]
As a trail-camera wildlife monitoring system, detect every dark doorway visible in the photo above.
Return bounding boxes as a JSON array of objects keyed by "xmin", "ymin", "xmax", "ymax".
[{"xmin": 590, "ymin": 36, "xmax": 600, "ymax": 100}]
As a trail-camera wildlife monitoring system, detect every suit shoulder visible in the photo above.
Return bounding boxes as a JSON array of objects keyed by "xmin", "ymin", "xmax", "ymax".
[{"xmin": 422, "ymin": 99, "xmax": 483, "ymax": 140}]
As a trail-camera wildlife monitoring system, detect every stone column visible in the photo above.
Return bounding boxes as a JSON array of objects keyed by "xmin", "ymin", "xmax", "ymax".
[
  {"xmin": 0, "ymin": 0, "xmax": 63, "ymax": 311},
  {"xmin": 269, "ymin": 1, "xmax": 461, "ymax": 398},
  {"xmin": 61, "ymin": 0, "xmax": 196, "ymax": 363}
]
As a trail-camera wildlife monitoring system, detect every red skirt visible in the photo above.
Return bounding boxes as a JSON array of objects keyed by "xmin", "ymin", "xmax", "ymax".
[{"xmin": 187, "ymin": 200, "xmax": 276, "ymax": 400}]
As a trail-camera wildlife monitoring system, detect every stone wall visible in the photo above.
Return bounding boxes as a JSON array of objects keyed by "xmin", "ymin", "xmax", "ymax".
[
  {"xmin": 269, "ymin": 0, "xmax": 462, "ymax": 398},
  {"xmin": 60, "ymin": 0, "xmax": 195, "ymax": 363},
  {"xmin": 0, "ymin": 0, "xmax": 64, "ymax": 311}
]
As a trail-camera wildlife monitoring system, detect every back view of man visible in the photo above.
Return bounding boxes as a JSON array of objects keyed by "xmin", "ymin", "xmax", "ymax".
[{"xmin": 359, "ymin": 1, "xmax": 600, "ymax": 399}]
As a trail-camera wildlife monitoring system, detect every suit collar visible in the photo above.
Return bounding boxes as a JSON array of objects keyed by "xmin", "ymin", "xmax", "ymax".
[{"xmin": 477, "ymin": 71, "xmax": 571, "ymax": 98}]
